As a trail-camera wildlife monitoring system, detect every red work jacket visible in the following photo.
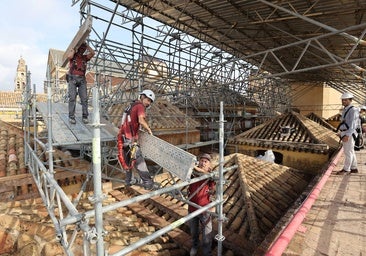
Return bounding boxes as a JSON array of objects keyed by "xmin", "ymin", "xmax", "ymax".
[
  {"xmin": 188, "ymin": 178, "xmax": 215, "ymax": 213},
  {"xmin": 120, "ymin": 102, "xmax": 145, "ymax": 140}
]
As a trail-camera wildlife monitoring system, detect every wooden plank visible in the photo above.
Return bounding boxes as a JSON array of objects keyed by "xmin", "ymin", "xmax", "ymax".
[{"xmin": 61, "ymin": 16, "xmax": 93, "ymax": 67}]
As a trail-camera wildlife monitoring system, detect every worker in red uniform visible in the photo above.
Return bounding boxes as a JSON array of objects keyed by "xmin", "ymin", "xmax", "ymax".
[
  {"xmin": 117, "ymin": 89, "xmax": 157, "ymax": 190},
  {"xmin": 67, "ymin": 42, "xmax": 95, "ymax": 124},
  {"xmin": 188, "ymin": 153, "xmax": 215, "ymax": 256}
]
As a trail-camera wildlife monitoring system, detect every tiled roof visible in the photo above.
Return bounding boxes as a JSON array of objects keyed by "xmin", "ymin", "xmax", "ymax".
[
  {"xmin": 0, "ymin": 193, "xmax": 184, "ymax": 255},
  {"xmin": 227, "ymin": 111, "xmax": 340, "ymax": 154},
  {"xmin": 0, "ymin": 117, "xmax": 313, "ymax": 254},
  {"xmin": 327, "ymin": 112, "xmax": 341, "ymax": 121},
  {"xmin": 0, "ymin": 120, "xmax": 90, "ymax": 201},
  {"xmin": 0, "ymin": 91, "xmax": 47, "ymax": 108},
  {"xmin": 223, "ymin": 154, "xmax": 312, "ymax": 250},
  {"xmin": 0, "ymin": 120, "xmax": 27, "ymax": 177},
  {"xmin": 0, "ymin": 92, "xmax": 23, "ymax": 108},
  {"xmin": 108, "ymin": 99, "xmax": 200, "ymax": 132},
  {"xmin": 151, "ymin": 152, "xmax": 312, "ymax": 254},
  {"xmin": 306, "ymin": 112, "xmax": 337, "ymax": 131}
]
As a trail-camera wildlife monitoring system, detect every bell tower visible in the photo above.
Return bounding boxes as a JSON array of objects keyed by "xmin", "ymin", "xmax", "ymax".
[{"xmin": 14, "ymin": 57, "xmax": 27, "ymax": 92}]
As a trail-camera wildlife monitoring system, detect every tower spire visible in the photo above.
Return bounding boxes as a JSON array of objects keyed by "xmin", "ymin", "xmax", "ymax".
[{"xmin": 14, "ymin": 57, "xmax": 27, "ymax": 92}]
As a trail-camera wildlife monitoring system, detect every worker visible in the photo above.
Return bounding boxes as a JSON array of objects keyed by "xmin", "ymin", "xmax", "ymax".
[
  {"xmin": 117, "ymin": 89, "xmax": 158, "ymax": 190},
  {"xmin": 354, "ymin": 107, "xmax": 364, "ymax": 150},
  {"xmin": 360, "ymin": 106, "xmax": 366, "ymax": 135},
  {"xmin": 188, "ymin": 153, "xmax": 216, "ymax": 256},
  {"xmin": 336, "ymin": 92, "xmax": 359, "ymax": 174},
  {"xmin": 67, "ymin": 42, "xmax": 95, "ymax": 124}
]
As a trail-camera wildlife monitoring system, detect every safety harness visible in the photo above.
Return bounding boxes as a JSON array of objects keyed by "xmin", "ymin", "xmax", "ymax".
[
  {"xmin": 117, "ymin": 101, "xmax": 142, "ymax": 170},
  {"xmin": 336, "ymin": 106, "xmax": 357, "ymax": 141}
]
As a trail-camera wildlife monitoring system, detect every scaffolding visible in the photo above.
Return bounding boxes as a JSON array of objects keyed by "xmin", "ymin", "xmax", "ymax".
[
  {"xmin": 24, "ymin": 79, "xmax": 236, "ymax": 255},
  {"xmin": 22, "ymin": 0, "xmax": 366, "ymax": 255},
  {"xmin": 47, "ymin": 0, "xmax": 292, "ymax": 120}
]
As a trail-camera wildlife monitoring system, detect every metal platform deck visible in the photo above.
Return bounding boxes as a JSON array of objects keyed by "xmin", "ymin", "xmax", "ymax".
[
  {"xmin": 139, "ymin": 131, "xmax": 197, "ymax": 181},
  {"xmin": 36, "ymin": 102, "xmax": 117, "ymax": 146}
]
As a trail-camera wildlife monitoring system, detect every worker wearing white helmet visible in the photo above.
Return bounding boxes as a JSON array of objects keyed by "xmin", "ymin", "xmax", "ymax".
[
  {"xmin": 340, "ymin": 92, "xmax": 354, "ymax": 99},
  {"xmin": 139, "ymin": 89, "xmax": 155, "ymax": 103},
  {"xmin": 117, "ymin": 89, "xmax": 158, "ymax": 190},
  {"xmin": 336, "ymin": 91, "xmax": 359, "ymax": 175}
]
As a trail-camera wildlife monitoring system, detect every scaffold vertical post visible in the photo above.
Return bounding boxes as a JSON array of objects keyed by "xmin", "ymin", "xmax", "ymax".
[
  {"xmin": 91, "ymin": 86, "xmax": 105, "ymax": 255},
  {"xmin": 46, "ymin": 66, "xmax": 55, "ymax": 206},
  {"xmin": 216, "ymin": 101, "xmax": 226, "ymax": 255}
]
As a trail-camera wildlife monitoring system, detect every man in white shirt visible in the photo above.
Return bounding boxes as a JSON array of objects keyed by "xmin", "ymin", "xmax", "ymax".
[{"xmin": 336, "ymin": 92, "xmax": 359, "ymax": 174}]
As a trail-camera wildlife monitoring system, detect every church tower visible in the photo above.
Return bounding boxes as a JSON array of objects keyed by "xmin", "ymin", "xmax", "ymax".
[{"xmin": 14, "ymin": 57, "xmax": 27, "ymax": 92}]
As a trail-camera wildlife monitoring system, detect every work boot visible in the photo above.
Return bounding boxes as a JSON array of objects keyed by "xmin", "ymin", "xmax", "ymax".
[
  {"xmin": 125, "ymin": 177, "xmax": 138, "ymax": 187},
  {"xmin": 143, "ymin": 182, "xmax": 160, "ymax": 191},
  {"xmin": 69, "ymin": 118, "xmax": 76, "ymax": 124},
  {"xmin": 336, "ymin": 169, "xmax": 350, "ymax": 175},
  {"xmin": 82, "ymin": 118, "xmax": 89, "ymax": 124}
]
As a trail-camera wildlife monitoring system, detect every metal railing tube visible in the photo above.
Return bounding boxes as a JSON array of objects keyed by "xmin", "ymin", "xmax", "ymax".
[
  {"xmin": 110, "ymin": 200, "xmax": 220, "ymax": 256},
  {"xmin": 60, "ymin": 165, "xmax": 237, "ymax": 227}
]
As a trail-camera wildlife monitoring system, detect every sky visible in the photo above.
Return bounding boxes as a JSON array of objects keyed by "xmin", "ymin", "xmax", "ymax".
[{"xmin": 0, "ymin": 0, "xmax": 80, "ymax": 93}]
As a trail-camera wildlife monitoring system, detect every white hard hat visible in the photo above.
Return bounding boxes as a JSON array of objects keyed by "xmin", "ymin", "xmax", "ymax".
[
  {"xmin": 340, "ymin": 92, "xmax": 354, "ymax": 99},
  {"xmin": 140, "ymin": 89, "xmax": 155, "ymax": 102},
  {"xmin": 361, "ymin": 106, "xmax": 366, "ymax": 110}
]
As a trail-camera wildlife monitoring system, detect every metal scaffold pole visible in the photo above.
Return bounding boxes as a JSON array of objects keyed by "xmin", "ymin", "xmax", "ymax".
[
  {"xmin": 216, "ymin": 101, "xmax": 226, "ymax": 255},
  {"xmin": 91, "ymin": 86, "xmax": 105, "ymax": 255}
]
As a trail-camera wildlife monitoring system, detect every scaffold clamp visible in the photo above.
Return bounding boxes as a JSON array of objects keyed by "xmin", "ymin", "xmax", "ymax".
[{"xmin": 215, "ymin": 234, "xmax": 226, "ymax": 242}]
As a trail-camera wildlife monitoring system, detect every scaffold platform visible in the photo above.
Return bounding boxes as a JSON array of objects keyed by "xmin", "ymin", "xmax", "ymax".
[{"xmin": 36, "ymin": 102, "xmax": 117, "ymax": 146}]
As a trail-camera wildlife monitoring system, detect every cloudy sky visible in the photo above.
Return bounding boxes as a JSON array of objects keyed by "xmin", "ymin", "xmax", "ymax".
[{"xmin": 0, "ymin": 1, "xmax": 80, "ymax": 92}]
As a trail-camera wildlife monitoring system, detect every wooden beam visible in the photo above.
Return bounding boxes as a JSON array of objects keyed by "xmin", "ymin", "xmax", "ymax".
[{"xmin": 61, "ymin": 16, "xmax": 93, "ymax": 67}]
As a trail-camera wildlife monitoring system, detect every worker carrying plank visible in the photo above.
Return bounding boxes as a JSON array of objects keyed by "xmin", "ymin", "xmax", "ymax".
[
  {"xmin": 117, "ymin": 89, "xmax": 158, "ymax": 190},
  {"xmin": 66, "ymin": 42, "xmax": 95, "ymax": 124}
]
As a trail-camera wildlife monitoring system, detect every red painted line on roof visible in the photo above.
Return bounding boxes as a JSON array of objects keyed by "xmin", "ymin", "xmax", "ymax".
[{"xmin": 265, "ymin": 147, "xmax": 343, "ymax": 256}]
